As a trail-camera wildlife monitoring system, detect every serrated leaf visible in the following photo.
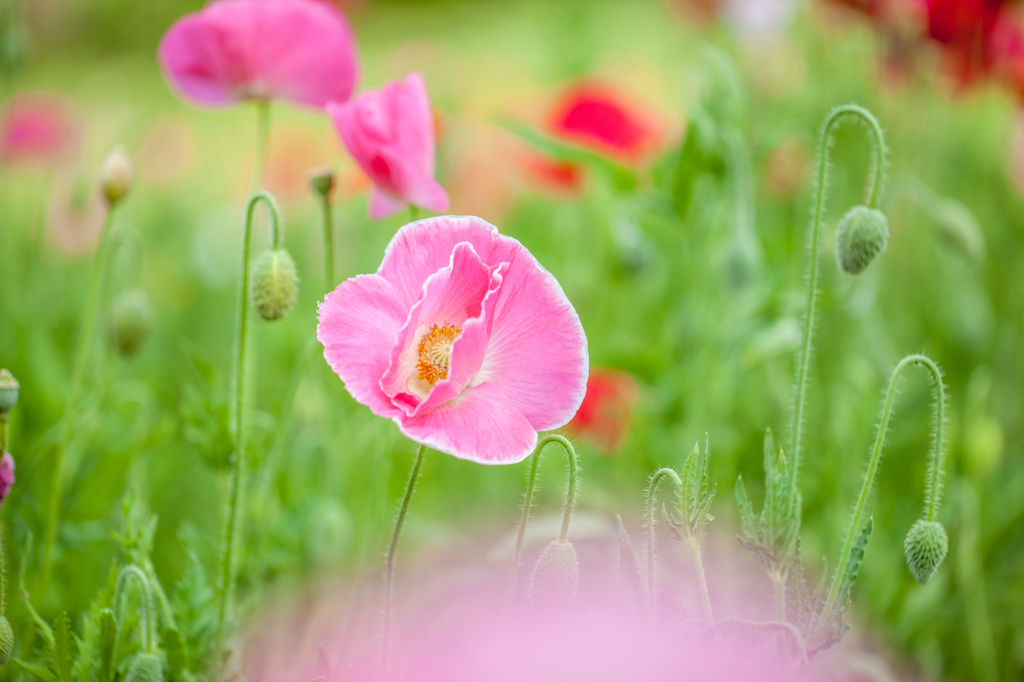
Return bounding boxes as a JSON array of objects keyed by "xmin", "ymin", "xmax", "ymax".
[
  {"xmin": 162, "ymin": 625, "xmax": 189, "ymax": 678},
  {"xmin": 99, "ymin": 609, "xmax": 118, "ymax": 682},
  {"xmin": 734, "ymin": 475, "xmax": 756, "ymax": 538},
  {"xmin": 13, "ymin": 658, "xmax": 59, "ymax": 682},
  {"xmin": 839, "ymin": 517, "xmax": 873, "ymax": 609},
  {"xmin": 53, "ymin": 612, "xmax": 74, "ymax": 682}
]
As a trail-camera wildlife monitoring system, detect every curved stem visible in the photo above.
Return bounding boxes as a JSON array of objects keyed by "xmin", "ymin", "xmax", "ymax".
[
  {"xmin": 40, "ymin": 206, "xmax": 116, "ymax": 602},
  {"xmin": 116, "ymin": 565, "xmax": 155, "ymax": 654},
  {"xmin": 213, "ymin": 191, "xmax": 283, "ymax": 678},
  {"xmin": 382, "ymin": 443, "xmax": 427, "ymax": 670},
  {"xmin": 815, "ymin": 353, "xmax": 945, "ymax": 636},
  {"xmin": 320, "ymin": 195, "xmax": 335, "ymax": 288},
  {"xmin": 788, "ymin": 104, "xmax": 887, "ymax": 509},
  {"xmin": 505, "ymin": 435, "xmax": 579, "ymax": 607},
  {"xmin": 644, "ymin": 467, "xmax": 682, "ymax": 617}
]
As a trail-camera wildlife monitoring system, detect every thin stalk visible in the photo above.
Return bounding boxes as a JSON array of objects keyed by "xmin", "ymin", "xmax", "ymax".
[
  {"xmin": 116, "ymin": 565, "xmax": 155, "ymax": 654},
  {"xmin": 213, "ymin": 192, "xmax": 284, "ymax": 678},
  {"xmin": 505, "ymin": 435, "xmax": 579, "ymax": 606},
  {"xmin": 0, "ymin": 415, "xmax": 7, "ymax": 454},
  {"xmin": 408, "ymin": 206, "xmax": 421, "ymax": 222},
  {"xmin": 770, "ymin": 571, "xmax": 786, "ymax": 621},
  {"xmin": 320, "ymin": 194, "xmax": 335, "ymax": 288},
  {"xmin": 40, "ymin": 206, "xmax": 116, "ymax": 601},
  {"xmin": 252, "ymin": 101, "xmax": 271, "ymax": 190},
  {"xmin": 382, "ymin": 444, "xmax": 427, "ymax": 670},
  {"xmin": 814, "ymin": 354, "xmax": 945, "ymax": 636},
  {"xmin": 0, "ymin": 521, "xmax": 6, "ymax": 615},
  {"xmin": 644, "ymin": 467, "xmax": 682, "ymax": 617},
  {"xmin": 789, "ymin": 105, "xmax": 887, "ymax": 507},
  {"xmin": 689, "ymin": 539, "xmax": 714, "ymax": 624}
]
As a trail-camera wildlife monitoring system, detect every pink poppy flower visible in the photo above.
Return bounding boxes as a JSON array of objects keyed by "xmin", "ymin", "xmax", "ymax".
[
  {"xmin": 157, "ymin": 0, "xmax": 359, "ymax": 109},
  {"xmin": 317, "ymin": 216, "xmax": 588, "ymax": 463},
  {"xmin": 0, "ymin": 453, "xmax": 14, "ymax": 506},
  {"xmin": 326, "ymin": 73, "xmax": 449, "ymax": 220},
  {"xmin": 0, "ymin": 92, "xmax": 80, "ymax": 168}
]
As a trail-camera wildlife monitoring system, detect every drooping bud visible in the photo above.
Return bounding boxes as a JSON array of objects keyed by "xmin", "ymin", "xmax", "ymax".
[
  {"xmin": 835, "ymin": 206, "xmax": 888, "ymax": 275},
  {"xmin": 528, "ymin": 540, "xmax": 580, "ymax": 614},
  {"xmin": 100, "ymin": 145, "xmax": 133, "ymax": 206},
  {"xmin": 308, "ymin": 167, "xmax": 335, "ymax": 199},
  {"xmin": 0, "ymin": 616, "xmax": 13, "ymax": 669},
  {"xmin": 124, "ymin": 653, "xmax": 164, "ymax": 682},
  {"xmin": 904, "ymin": 519, "xmax": 948, "ymax": 584},
  {"xmin": 252, "ymin": 249, "xmax": 299, "ymax": 321},
  {"xmin": 0, "ymin": 453, "xmax": 15, "ymax": 506},
  {"xmin": 0, "ymin": 370, "xmax": 18, "ymax": 415},
  {"xmin": 109, "ymin": 290, "xmax": 155, "ymax": 357}
]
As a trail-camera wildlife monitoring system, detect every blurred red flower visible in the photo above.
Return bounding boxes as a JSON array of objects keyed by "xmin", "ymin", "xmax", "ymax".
[
  {"xmin": 0, "ymin": 92, "xmax": 80, "ymax": 169},
  {"xmin": 548, "ymin": 84, "xmax": 660, "ymax": 164},
  {"xmin": 566, "ymin": 368, "xmax": 639, "ymax": 454}
]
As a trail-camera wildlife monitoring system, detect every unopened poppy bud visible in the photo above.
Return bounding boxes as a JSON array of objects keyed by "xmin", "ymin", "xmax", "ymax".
[
  {"xmin": 252, "ymin": 249, "xmax": 299, "ymax": 321},
  {"xmin": 835, "ymin": 205, "xmax": 888, "ymax": 275},
  {"xmin": 109, "ymin": 290, "xmax": 155, "ymax": 357},
  {"xmin": 0, "ymin": 370, "xmax": 18, "ymax": 415},
  {"xmin": 0, "ymin": 453, "xmax": 15, "ymax": 506},
  {"xmin": 308, "ymin": 167, "xmax": 335, "ymax": 199},
  {"xmin": 904, "ymin": 519, "xmax": 948, "ymax": 584},
  {"xmin": 529, "ymin": 540, "xmax": 580, "ymax": 614},
  {"xmin": 124, "ymin": 653, "xmax": 164, "ymax": 682},
  {"xmin": 0, "ymin": 616, "xmax": 13, "ymax": 668},
  {"xmin": 100, "ymin": 146, "xmax": 133, "ymax": 206}
]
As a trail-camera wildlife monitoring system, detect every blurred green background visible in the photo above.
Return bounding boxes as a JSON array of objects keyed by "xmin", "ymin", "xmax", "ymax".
[{"xmin": 2, "ymin": 0, "xmax": 1023, "ymax": 680}]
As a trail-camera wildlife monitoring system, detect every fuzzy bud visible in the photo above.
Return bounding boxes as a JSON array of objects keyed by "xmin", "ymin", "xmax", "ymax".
[
  {"xmin": 308, "ymin": 167, "xmax": 335, "ymax": 199},
  {"xmin": 252, "ymin": 249, "xmax": 299, "ymax": 321},
  {"xmin": 0, "ymin": 370, "xmax": 18, "ymax": 415},
  {"xmin": 528, "ymin": 540, "xmax": 580, "ymax": 615},
  {"xmin": 100, "ymin": 146, "xmax": 133, "ymax": 206},
  {"xmin": 904, "ymin": 519, "xmax": 948, "ymax": 584},
  {"xmin": 835, "ymin": 205, "xmax": 888, "ymax": 275},
  {"xmin": 109, "ymin": 290, "xmax": 155, "ymax": 357},
  {"xmin": 124, "ymin": 653, "xmax": 164, "ymax": 682},
  {"xmin": 0, "ymin": 616, "xmax": 13, "ymax": 668}
]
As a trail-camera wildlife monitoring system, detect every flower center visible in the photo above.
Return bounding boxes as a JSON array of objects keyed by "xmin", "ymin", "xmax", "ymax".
[{"xmin": 416, "ymin": 323, "xmax": 462, "ymax": 386}]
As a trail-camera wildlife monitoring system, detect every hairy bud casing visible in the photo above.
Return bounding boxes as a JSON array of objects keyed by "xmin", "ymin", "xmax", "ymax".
[
  {"xmin": 529, "ymin": 540, "xmax": 580, "ymax": 614},
  {"xmin": 109, "ymin": 290, "xmax": 155, "ymax": 357},
  {"xmin": 124, "ymin": 653, "xmax": 164, "ymax": 682},
  {"xmin": 100, "ymin": 146, "xmax": 133, "ymax": 206},
  {"xmin": 0, "ymin": 370, "xmax": 18, "ymax": 415},
  {"xmin": 835, "ymin": 205, "xmax": 888, "ymax": 275},
  {"xmin": 0, "ymin": 616, "xmax": 13, "ymax": 668},
  {"xmin": 904, "ymin": 519, "xmax": 948, "ymax": 584},
  {"xmin": 252, "ymin": 249, "xmax": 299, "ymax": 321}
]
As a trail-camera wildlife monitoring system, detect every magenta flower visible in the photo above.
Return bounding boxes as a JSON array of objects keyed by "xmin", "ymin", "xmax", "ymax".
[
  {"xmin": 0, "ymin": 453, "xmax": 14, "ymax": 506},
  {"xmin": 157, "ymin": 0, "xmax": 359, "ymax": 109},
  {"xmin": 326, "ymin": 73, "xmax": 450, "ymax": 220},
  {"xmin": 317, "ymin": 216, "xmax": 588, "ymax": 463}
]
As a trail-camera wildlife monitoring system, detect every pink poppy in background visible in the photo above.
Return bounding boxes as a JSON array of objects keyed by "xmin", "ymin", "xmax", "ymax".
[
  {"xmin": 0, "ymin": 453, "xmax": 14, "ymax": 506},
  {"xmin": 0, "ymin": 92, "xmax": 80, "ymax": 168},
  {"xmin": 327, "ymin": 73, "xmax": 449, "ymax": 220},
  {"xmin": 317, "ymin": 216, "xmax": 588, "ymax": 463},
  {"xmin": 548, "ymin": 84, "xmax": 661, "ymax": 164},
  {"xmin": 566, "ymin": 368, "xmax": 639, "ymax": 454},
  {"xmin": 157, "ymin": 0, "xmax": 360, "ymax": 109}
]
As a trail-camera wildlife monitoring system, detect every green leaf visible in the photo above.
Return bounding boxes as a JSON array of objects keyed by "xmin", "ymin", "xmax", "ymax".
[
  {"xmin": 13, "ymin": 658, "xmax": 59, "ymax": 682},
  {"xmin": 52, "ymin": 612, "xmax": 74, "ymax": 682},
  {"xmin": 839, "ymin": 517, "xmax": 873, "ymax": 610},
  {"xmin": 735, "ymin": 475, "xmax": 756, "ymax": 538},
  {"xmin": 162, "ymin": 625, "xmax": 190, "ymax": 678},
  {"xmin": 98, "ymin": 609, "xmax": 118, "ymax": 682}
]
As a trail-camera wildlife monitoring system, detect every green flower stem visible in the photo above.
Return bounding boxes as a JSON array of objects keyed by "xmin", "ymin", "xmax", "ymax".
[
  {"xmin": 252, "ymin": 100, "xmax": 271, "ymax": 190},
  {"xmin": 213, "ymin": 192, "xmax": 284, "ymax": 678},
  {"xmin": 690, "ymin": 539, "xmax": 714, "ymax": 625},
  {"xmin": 320, "ymin": 193, "xmax": 335, "ymax": 288},
  {"xmin": 0, "ymin": 415, "xmax": 7, "ymax": 454},
  {"xmin": 815, "ymin": 353, "xmax": 945, "ymax": 636},
  {"xmin": 39, "ymin": 206, "xmax": 117, "ymax": 604},
  {"xmin": 644, "ymin": 467, "xmax": 681, "ymax": 618},
  {"xmin": 0, "ymin": 521, "xmax": 7, "ymax": 615},
  {"xmin": 505, "ymin": 435, "xmax": 579, "ymax": 608},
  {"xmin": 383, "ymin": 443, "xmax": 427, "ymax": 669},
  {"xmin": 116, "ymin": 565, "xmax": 155, "ymax": 654},
  {"xmin": 789, "ymin": 105, "xmax": 887, "ymax": 508},
  {"xmin": 408, "ymin": 206, "xmax": 421, "ymax": 222}
]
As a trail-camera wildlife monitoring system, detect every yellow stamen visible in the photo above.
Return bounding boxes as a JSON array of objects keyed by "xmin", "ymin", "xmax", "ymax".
[{"xmin": 416, "ymin": 323, "xmax": 462, "ymax": 386}]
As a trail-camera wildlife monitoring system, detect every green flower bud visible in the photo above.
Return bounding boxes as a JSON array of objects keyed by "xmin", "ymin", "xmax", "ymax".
[
  {"xmin": 0, "ymin": 616, "xmax": 14, "ymax": 668},
  {"xmin": 124, "ymin": 653, "xmax": 164, "ymax": 682},
  {"xmin": 904, "ymin": 519, "xmax": 948, "ymax": 584},
  {"xmin": 252, "ymin": 249, "xmax": 299, "ymax": 321},
  {"xmin": 529, "ymin": 540, "xmax": 580, "ymax": 615},
  {"xmin": 308, "ymin": 167, "xmax": 335, "ymax": 199},
  {"xmin": 0, "ymin": 370, "xmax": 19, "ymax": 415},
  {"xmin": 835, "ymin": 205, "xmax": 888, "ymax": 275},
  {"xmin": 100, "ymin": 145, "xmax": 133, "ymax": 206},
  {"xmin": 109, "ymin": 290, "xmax": 155, "ymax": 357}
]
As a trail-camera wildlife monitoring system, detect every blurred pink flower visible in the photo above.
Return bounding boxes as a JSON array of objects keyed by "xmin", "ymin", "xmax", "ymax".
[
  {"xmin": 47, "ymin": 169, "xmax": 107, "ymax": 255},
  {"xmin": 0, "ymin": 92, "xmax": 80, "ymax": 168},
  {"xmin": 317, "ymin": 215, "xmax": 588, "ymax": 463},
  {"xmin": 326, "ymin": 73, "xmax": 449, "ymax": 220},
  {"xmin": 0, "ymin": 453, "xmax": 14, "ymax": 506},
  {"xmin": 157, "ymin": 0, "xmax": 360, "ymax": 109},
  {"xmin": 566, "ymin": 368, "xmax": 639, "ymax": 454}
]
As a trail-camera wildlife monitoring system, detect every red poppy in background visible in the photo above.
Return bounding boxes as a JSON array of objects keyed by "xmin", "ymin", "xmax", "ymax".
[
  {"xmin": 566, "ymin": 368, "xmax": 639, "ymax": 454},
  {"xmin": 548, "ymin": 84, "xmax": 660, "ymax": 164}
]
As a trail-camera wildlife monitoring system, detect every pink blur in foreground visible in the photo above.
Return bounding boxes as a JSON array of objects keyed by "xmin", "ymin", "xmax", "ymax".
[
  {"xmin": 326, "ymin": 73, "xmax": 449, "ymax": 219},
  {"xmin": 316, "ymin": 215, "xmax": 588, "ymax": 463},
  {"xmin": 157, "ymin": 0, "xmax": 360, "ymax": 108}
]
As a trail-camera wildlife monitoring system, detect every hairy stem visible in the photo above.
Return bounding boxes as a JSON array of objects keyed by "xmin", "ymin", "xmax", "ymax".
[
  {"xmin": 505, "ymin": 447, "xmax": 541, "ymax": 609},
  {"xmin": 644, "ymin": 467, "xmax": 681, "ymax": 618},
  {"xmin": 320, "ymin": 194, "xmax": 335, "ymax": 288},
  {"xmin": 382, "ymin": 443, "xmax": 427, "ymax": 669},
  {"xmin": 116, "ymin": 565, "xmax": 155, "ymax": 654},
  {"xmin": 690, "ymin": 539, "xmax": 714, "ymax": 624},
  {"xmin": 770, "ymin": 571, "xmax": 786, "ymax": 622},
  {"xmin": 40, "ymin": 206, "xmax": 116, "ymax": 602},
  {"xmin": 213, "ymin": 192, "xmax": 284, "ymax": 678},
  {"xmin": 815, "ymin": 353, "xmax": 945, "ymax": 636},
  {"xmin": 789, "ymin": 105, "xmax": 887, "ymax": 507}
]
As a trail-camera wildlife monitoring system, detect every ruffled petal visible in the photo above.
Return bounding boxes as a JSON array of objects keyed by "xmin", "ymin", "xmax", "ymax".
[
  {"xmin": 317, "ymin": 274, "xmax": 407, "ymax": 418},
  {"xmin": 394, "ymin": 382, "xmax": 538, "ymax": 464}
]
